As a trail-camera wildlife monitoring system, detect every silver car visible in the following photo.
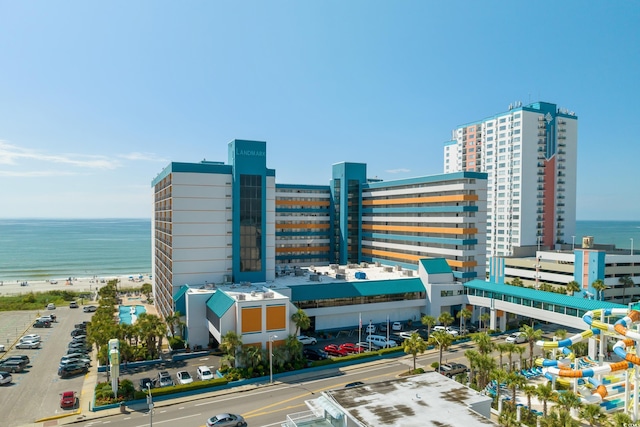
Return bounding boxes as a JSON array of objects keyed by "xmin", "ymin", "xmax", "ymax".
[
  {"xmin": 206, "ymin": 413, "xmax": 246, "ymax": 427},
  {"xmin": 16, "ymin": 340, "xmax": 41, "ymax": 349}
]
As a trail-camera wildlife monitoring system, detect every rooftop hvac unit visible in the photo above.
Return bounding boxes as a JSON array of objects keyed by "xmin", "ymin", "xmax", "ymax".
[
  {"xmin": 335, "ymin": 273, "xmax": 346, "ymax": 280},
  {"xmin": 295, "ymin": 269, "xmax": 305, "ymax": 276},
  {"xmin": 402, "ymin": 270, "xmax": 414, "ymax": 277},
  {"xmin": 263, "ymin": 292, "xmax": 274, "ymax": 299},
  {"xmin": 330, "ymin": 264, "xmax": 338, "ymax": 270},
  {"xmin": 360, "ymin": 262, "xmax": 369, "ymax": 268},
  {"xmin": 223, "ymin": 275, "xmax": 232, "ymax": 283},
  {"xmin": 236, "ymin": 294, "xmax": 246, "ymax": 300},
  {"xmin": 251, "ymin": 291, "xmax": 256, "ymax": 296},
  {"xmin": 383, "ymin": 266, "xmax": 393, "ymax": 272},
  {"xmin": 395, "ymin": 265, "xmax": 402, "ymax": 271},
  {"xmin": 309, "ymin": 274, "xmax": 320, "ymax": 282},
  {"xmin": 337, "ymin": 268, "xmax": 345, "ymax": 274},
  {"xmin": 375, "ymin": 261, "xmax": 381, "ymax": 267}
]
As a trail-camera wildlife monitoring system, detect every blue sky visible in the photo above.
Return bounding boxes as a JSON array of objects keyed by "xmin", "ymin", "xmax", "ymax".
[{"xmin": 1, "ymin": 1, "xmax": 639, "ymax": 220}]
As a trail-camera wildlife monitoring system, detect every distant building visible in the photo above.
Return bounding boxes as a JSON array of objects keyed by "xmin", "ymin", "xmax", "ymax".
[
  {"xmin": 444, "ymin": 102, "xmax": 577, "ymax": 263},
  {"xmin": 151, "ymin": 139, "xmax": 487, "ymax": 320},
  {"xmin": 489, "ymin": 237, "xmax": 640, "ymax": 304}
]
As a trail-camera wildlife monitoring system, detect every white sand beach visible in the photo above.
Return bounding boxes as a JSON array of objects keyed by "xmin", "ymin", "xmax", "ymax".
[{"xmin": 0, "ymin": 274, "xmax": 152, "ymax": 297}]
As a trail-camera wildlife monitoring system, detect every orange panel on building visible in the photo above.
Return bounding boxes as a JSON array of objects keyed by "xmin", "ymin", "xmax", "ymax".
[
  {"xmin": 266, "ymin": 305, "xmax": 286, "ymax": 331},
  {"xmin": 241, "ymin": 307, "xmax": 262, "ymax": 333}
]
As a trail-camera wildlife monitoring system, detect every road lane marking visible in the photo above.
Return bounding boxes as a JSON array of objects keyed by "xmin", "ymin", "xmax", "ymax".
[{"xmin": 134, "ymin": 412, "xmax": 201, "ymax": 427}]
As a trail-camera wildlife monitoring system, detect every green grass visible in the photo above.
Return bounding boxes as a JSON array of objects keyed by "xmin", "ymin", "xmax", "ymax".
[{"xmin": 0, "ymin": 290, "xmax": 89, "ymax": 311}]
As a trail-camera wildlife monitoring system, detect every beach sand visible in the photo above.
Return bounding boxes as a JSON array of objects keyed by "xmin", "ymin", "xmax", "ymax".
[{"xmin": 0, "ymin": 274, "xmax": 152, "ymax": 297}]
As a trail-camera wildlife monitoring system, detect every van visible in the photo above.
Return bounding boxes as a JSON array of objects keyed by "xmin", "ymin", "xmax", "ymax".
[{"xmin": 365, "ymin": 335, "xmax": 397, "ymax": 349}]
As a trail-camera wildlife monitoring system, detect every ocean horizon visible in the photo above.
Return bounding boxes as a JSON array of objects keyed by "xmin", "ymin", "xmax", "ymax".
[{"xmin": 0, "ymin": 218, "xmax": 639, "ymax": 283}]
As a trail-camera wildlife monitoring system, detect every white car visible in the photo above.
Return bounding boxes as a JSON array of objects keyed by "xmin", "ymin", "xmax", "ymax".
[
  {"xmin": 506, "ymin": 332, "xmax": 527, "ymax": 344},
  {"xmin": 397, "ymin": 331, "xmax": 416, "ymax": 340},
  {"xmin": 16, "ymin": 340, "xmax": 41, "ymax": 349},
  {"xmin": 197, "ymin": 366, "xmax": 215, "ymax": 381},
  {"xmin": 392, "ymin": 322, "xmax": 403, "ymax": 331},
  {"xmin": 296, "ymin": 335, "xmax": 317, "ymax": 345},
  {"xmin": 0, "ymin": 372, "xmax": 12, "ymax": 385},
  {"xmin": 365, "ymin": 324, "xmax": 377, "ymax": 334},
  {"xmin": 20, "ymin": 334, "xmax": 41, "ymax": 343},
  {"xmin": 60, "ymin": 355, "xmax": 91, "ymax": 365},
  {"xmin": 176, "ymin": 371, "xmax": 193, "ymax": 385},
  {"xmin": 433, "ymin": 326, "xmax": 446, "ymax": 332}
]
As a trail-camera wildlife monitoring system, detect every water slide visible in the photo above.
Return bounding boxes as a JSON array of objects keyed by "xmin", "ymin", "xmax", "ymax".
[{"xmin": 535, "ymin": 309, "xmax": 640, "ymax": 403}]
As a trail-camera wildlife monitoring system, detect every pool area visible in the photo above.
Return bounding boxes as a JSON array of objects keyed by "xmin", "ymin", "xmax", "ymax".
[{"xmin": 119, "ymin": 305, "xmax": 146, "ymax": 324}]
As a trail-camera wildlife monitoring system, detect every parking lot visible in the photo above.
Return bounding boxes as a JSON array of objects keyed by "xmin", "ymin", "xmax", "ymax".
[{"xmin": 0, "ymin": 304, "xmax": 94, "ymax": 426}]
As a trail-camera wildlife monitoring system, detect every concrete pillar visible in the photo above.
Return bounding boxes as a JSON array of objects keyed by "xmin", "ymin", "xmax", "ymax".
[
  {"xmin": 490, "ymin": 309, "xmax": 497, "ymax": 331},
  {"xmin": 499, "ymin": 313, "xmax": 507, "ymax": 332}
]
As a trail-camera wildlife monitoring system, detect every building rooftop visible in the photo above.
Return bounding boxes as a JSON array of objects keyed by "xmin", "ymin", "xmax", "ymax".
[{"xmin": 324, "ymin": 372, "xmax": 494, "ymax": 426}]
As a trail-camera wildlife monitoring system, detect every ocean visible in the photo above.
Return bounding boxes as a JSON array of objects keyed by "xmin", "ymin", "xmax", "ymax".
[
  {"xmin": 0, "ymin": 218, "xmax": 151, "ymax": 282},
  {"xmin": 0, "ymin": 219, "xmax": 638, "ymax": 282}
]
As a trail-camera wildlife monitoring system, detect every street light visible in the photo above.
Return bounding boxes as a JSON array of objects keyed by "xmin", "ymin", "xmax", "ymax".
[
  {"xmin": 146, "ymin": 384, "xmax": 153, "ymax": 427},
  {"xmin": 631, "ymin": 238, "xmax": 634, "ymax": 256},
  {"xmin": 572, "ymin": 235, "xmax": 575, "ymax": 250},
  {"xmin": 269, "ymin": 334, "xmax": 277, "ymax": 384}
]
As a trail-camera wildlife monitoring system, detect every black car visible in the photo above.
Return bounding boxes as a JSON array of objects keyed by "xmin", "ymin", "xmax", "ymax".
[
  {"xmin": 302, "ymin": 348, "xmax": 328, "ymax": 361},
  {"xmin": 58, "ymin": 363, "xmax": 89, "ymax": 378},
  {"xmin": 33, "ymin": 320, "xmax": 51, "ymax": 328},
  {"xmin": 0, "ymin": 360, "xmax": 25, "ymax": 373},
  {"xmin": 6, "ymin": 355, "xmax": 30, "ymax": 366},
  {"xmin": 74, "ymin": 321, "xmax": 90, "ymax": 329},
  {"xmin": 70, "ymin": 329, "xmax": 86, "ymax": 337},
  {"xmin": 139, "ymin": 377, "xmax": 155, "ymax": 390}
]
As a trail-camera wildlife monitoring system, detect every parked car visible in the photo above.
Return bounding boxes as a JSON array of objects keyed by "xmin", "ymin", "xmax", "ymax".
[
  {"xmin": 345, "ymin": 381, "xmax": 364, "ymax": 388},
  {"xmin": 20, "ymin": 334, "xmax": 41, "ymax": 343},
  {"xmin": 59, "ymin": 359, "xmax": 90, "ymax": 369},
  {"xmin": 303, "ymin": 348, "xmax": 328, "ymax": 361},
  {"xmin": 365, "ymin": 324, "xmax": 377, "ymax": 334},
  {"xmin": 139, "ymin": 377, "xmax": 155, "ymax": 390},
  {"xmin": 38, "ymin": 314, "xmax": 56, "ymax": 323},
  {"xmin": 0, "ymin": 360, "xmax": 26, "ymax": 373},
  {"xmin": 197, "ymin": 366, "xmax": 214, "ymax": 381},
  {"xmin": 60, "ymin": 391, "xmax": 77, "ymax": 409},
  {"xmin": 70, "ymin": 336, "xmax": 87, "ymax": 343},
  {"xmin": 68, "ymin": 341, "xmax": 91, "ymax": 351},
  {"xmin": 158, "ymin": 371, "xmax": 174, "ymax": 387},
  {"xmin": 6, "ymin": 355, "xmax": 30, "ymax": 365},
  {"xmin": 365, "ymin": 335, "xmax": 397, "ymax": 349},
  {"xmin": 61, "ymin": 354, "xmax": 91, "ymax": 365},
  {"xmin": 47, "ymin": 303, "xmax": 56, "ymax": 310},
  {"xmin": 506, "ymin": 332, "xmax": 527, "ymax": 344},
  {"xmin": 66, "ymin": 348, "xmax": 90, "ymax": 356},
  {"xmin": 71, "ymin": 329, "xmax": 86, "ymax": 337},
  {"xmin": 58, "ymin": 363, "xmax": 88, "ymax": 378},
  {"xmin": 0, "ymin": 372, "xmax": 12, "ymax": 385},
  {"xmin": 33, "ymin": 320, "xmax": 51, "ymax": 328},
  {"xmin": 296, "ymin": 335, "xmax": 317, "ymax": 345},
  {"xmin": 392, "ymin": 321, "xmax": 403, "ymax": 331},
  {"xmin": 83, "ymin": 305, "xmax": 97, "ymax": 313},
  {"xmin": 176, "ymin": 371, "xmax": 193, "ymax": 385},
  {"xmin": 397, "ymin": 331, "xmax": 417, "ymax": 340},
  {"xmin": 206, "ymin": 413, "xmax": 247, "ymax": 427},
  {"xmin": 339, "ymin": 343, "xmax": 366, "ymax": 354},
  {"xmin": 445, "ymin": 327, "xmax": 459, "ymax": 337},
  {"xmin": 323, "ymin": 344, "xmax": 349, "ymax": 357},
  {"xmin": 16, "ymin": 340, "xmax": 41, "ymax": 349},
  {"xmin": 75, "ymin": 321, "xmax": 90, "ymax": 328},
  {"xmin": 378, "ymin": 323, "xmax": 387, "ymax": 332},
  {"xmin": 69, "ymin": 301, "xmax": 79, "ymax": 308},
  {"xmin": 439, "ymin": 363, "xmax": 468, "ymax": 378}
]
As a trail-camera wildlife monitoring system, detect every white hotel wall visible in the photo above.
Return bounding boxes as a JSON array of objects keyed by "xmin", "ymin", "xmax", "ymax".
[
  {"xmin": 185, "ymin": 291, "xmax": 214, "ymax": 347},
  {"xmin": 170, "ymin": 172, "xmax": 233, "ymax": 286},
  {"xmin": 304, "ymin": 300, "xmax": 425, "ymax": 331}
]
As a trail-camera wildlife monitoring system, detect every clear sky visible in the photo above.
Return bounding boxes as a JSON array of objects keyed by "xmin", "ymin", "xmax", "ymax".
[{"xmin": 1, "ymin": 1, "xmax": 639, "ymax": 220}]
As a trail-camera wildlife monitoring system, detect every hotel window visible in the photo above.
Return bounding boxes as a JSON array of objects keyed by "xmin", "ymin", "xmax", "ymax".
[
  {"xmin": 487, "ymin": 137, "xmax": 494, "ymax": 142},
  {"xmin": 499, "ymin": 125, "xmax": 506, "ymax": 131},
  {"xmin": 499, "ymin": 118, "xmax": 506, "ymax": 123},
  {"xmin": 487, "ymin": 129, "xmax": 494, "ymax": 135},
  {"xmin": 514, "ymin": 113, "xmax": 521, "ymax": 118},
  {"xmin": 513, "ymin": 137, "xmax": 520, "ymax": 142},
  {"xmin": 514, "ymin": 129, "xmax": 521, "ymax": 134},
  {"xmin": 239, "ymin": 174, "xmax": 263, "ymax": 272}
]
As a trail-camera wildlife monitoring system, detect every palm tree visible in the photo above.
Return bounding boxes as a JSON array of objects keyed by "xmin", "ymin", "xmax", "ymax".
[
  {"xmin": 611, "ymin": 411, "xmax": 634, "ymax": 427},
  {"xmin": 141, "ymin": 282, "xmax": 153, "ymax": 300},
  {"xmin": 540, "ymin": 407, "xmax": 580, "ymax": 427},
  {"xmin": 165, "ymin": 310, "xmax": 185, "ymax": 337},
  {"xmin": 513, "ymin": 345, "xmax": 525, "ymax": 372},
  {"xmin": 505, "ymin": 371, "xmax": 526, "ymax": 408},
  {"xmin": 472, "ymin": 332, "xmax": 495, "ymax": 355},
  {"xmin": 480, "ymin": 312, "xmax": 491, "ymax": 331},
  {"xmin": 421, "ymin": 315, "xmax": 436, "ymax": 337},
  {"xmin": 592, "ymin": 279, "xmax": 607, "ymax": 301},
  {"xmin": 566, "ymin": 280, "xmax": 581, "ymax": 296},
  {"xmin": 519, "ymin": 324, "xmax": 543, "ymax": 368},
  {"xmin": 491, "ymin": 368, "xmax": 509, "ymax": 408},
  {"xmin": 438, "ymin": 312, "xmax": 454, "ymax": 328},
  {"xmin": 496, "ymin": 343, "xmax": 510, "ymax": 370},
  {"xmin": 428, "ymin": 330, "xmax": 454, "ymax": 374},
  {"xmin": 502, "ymin": 342, "xmax": 517, "ymax": 372},
  {"xmin": 243, "ymin": 345, "xmax": 264, "ymax": 369},
  {"xmin": 536, "ymin": 382, "xmax": 555, "ymax": 417},
  {"xmin": 457, "ymin": 308, "xmax": 472, "ymax": 333},
  {"xmin": 465, "ymin": 349, "xmax": 479, "ymax": 389},
  {"xmin": 579, "ymin": 403, "xmax": 607, "ymax": 427},
  {"xmin": 475, "ymin": 353, "xmax": 497, "ymax": 391},
  {"xmin": 283, "ymin": 334, "xmax": 304, "ymax": 364},
  {"xmin": 403, "ymin": 332, "xmax": 427, "ymax": 372},
  {"xmin": 554, "ymin": 329, "xmax": 568, "ymax": 340},
  {"xmin": 522, "ymin": 384, "xmax": 536, "ymax": 411},
  {"xmin": 291, "ymin": 308, "xmax": 311, "ymax": 335},
  {"xmin": 498, "ymin": 406, "xmax": 519, "ymax": 427},
  {"xmin": 556, "ymin": 390, "xmax": 582, "ymax": 414},
  {"xmin": 220, "ymin": 331, "xmax": 243, "ymax": 368},
  {"xmin": 510, "ymin": 277, "xmax": 523, "ymax": 287},
  {"xmin": 619, "ymin": 275, "xmax": 634, "ymax": 303}
]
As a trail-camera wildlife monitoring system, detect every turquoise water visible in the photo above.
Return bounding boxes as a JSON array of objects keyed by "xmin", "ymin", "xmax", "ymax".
[
  {"xmin": 0, "ymin": 218, "xmax": 151, "ymax": 281},
  {"xmin": 119, "ymin": 305, "xmax": 146, "ymax": 324},
  {"xmin": 0, "ymin": 218, "xmax": 638, "ymax": 282}
]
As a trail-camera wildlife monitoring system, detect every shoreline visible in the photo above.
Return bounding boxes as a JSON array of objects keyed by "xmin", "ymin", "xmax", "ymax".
[{"xmin": 0, "ymin": 274, "xmax": 152, "ymax": 296}]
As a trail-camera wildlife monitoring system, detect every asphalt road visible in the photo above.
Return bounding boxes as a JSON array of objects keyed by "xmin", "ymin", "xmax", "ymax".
[{"xmin": 0, "ymin": 305, "xmax": 94, "ymax": 427}]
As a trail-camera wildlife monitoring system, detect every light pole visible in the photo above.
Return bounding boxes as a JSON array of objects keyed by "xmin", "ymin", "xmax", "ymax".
[
  {"xmin": 572, "ymin": 235, "xmax": 575, "ymax": 250},
  {"xmin": 631, "ymin": 238, "xmax": 634, "ymax": 256},
  {"xmin": 269, "ymin": 334, "xmax": 277, "ymax": 384},
  {"xmin": 146, "ymin": 384, "xmax": 153, "ymax": 427}
]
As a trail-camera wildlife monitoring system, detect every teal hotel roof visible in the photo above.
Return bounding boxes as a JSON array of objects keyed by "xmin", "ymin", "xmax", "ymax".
[{"xmin": 290, "ymin": 278, "xmax": 425, "ymax": 302}]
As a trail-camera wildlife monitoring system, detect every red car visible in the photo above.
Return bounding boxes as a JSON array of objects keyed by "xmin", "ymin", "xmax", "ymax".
[
  {"xmin": 324, "ymin": 344, "xmax": 349, "ymax": 357},
  {"xmin": 339, "ymin": 343, "xmax": 366, "ymax": 354},
  {"xmin": 60, "ymin": 391, "xmax": 77, "ymax": 409}
]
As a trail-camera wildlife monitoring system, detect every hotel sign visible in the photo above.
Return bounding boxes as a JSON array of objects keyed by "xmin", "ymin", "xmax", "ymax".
[{"xmin": 236, "ymin": 149, "xmax": 266, "ymax": 157}]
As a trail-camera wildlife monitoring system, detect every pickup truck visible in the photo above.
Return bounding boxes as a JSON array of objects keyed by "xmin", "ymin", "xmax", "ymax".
[{"xmin": 439, "ymin": 363, "xmax": 468, "ymax": 378}]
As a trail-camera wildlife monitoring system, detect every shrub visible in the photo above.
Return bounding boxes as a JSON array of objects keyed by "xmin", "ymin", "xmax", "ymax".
[{"xmin": 169, "ymin": 336, "xmax": 186, "ymax": 350}]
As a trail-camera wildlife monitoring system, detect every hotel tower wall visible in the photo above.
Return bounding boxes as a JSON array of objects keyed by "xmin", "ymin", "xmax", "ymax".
[
  {"xmin": 152, "ymin": 140, "xmax": 488, "ymax": 318},
  {"xmin": 443, "ymin": 101, "xmax": 577, "ymax": 260}
]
